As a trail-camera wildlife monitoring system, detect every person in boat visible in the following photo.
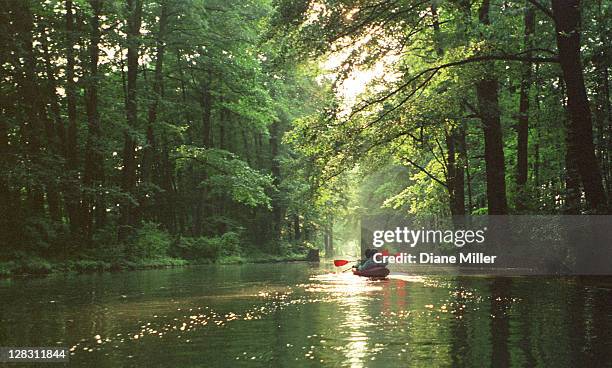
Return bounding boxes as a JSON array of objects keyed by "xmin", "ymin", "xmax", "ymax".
[
  {"xmin": 355, "ymin": 248, "xmax": 374, "ymax": 271},
  {"xmin": 356, "ymin": 248, "xmax": 388, "ymax": 271}
]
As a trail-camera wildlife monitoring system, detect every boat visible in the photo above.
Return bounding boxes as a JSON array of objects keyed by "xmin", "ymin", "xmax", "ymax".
[{"xmin": 352, "ymin": 266, "xmax": 390, "ymax": 278}]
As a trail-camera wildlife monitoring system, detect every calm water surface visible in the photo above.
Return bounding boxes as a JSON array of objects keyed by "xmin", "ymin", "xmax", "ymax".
[{"xmin": 1, "ymin": 263, "xmax": 611, "ymax": 367}]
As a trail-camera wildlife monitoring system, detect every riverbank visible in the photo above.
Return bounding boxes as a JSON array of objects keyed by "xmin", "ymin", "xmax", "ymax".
[{"xmin": 0, "ymin": 252, "xmax": 310, "ymax": 278}]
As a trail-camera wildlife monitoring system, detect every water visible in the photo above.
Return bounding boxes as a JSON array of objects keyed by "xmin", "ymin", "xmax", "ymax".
[{"xmin": 1, "ymin": 263, "xmax": 611, "ymax": 367}]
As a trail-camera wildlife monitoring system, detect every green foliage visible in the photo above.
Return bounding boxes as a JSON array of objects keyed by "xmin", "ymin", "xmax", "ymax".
[
  {"xmin": 277, "ymin": 0, "xmax": 612, "ymax": 219},
  {"xmin": 16, "ymin": 258, "xmax": 53, "ymax": 276},
  {"xmin": 0, "ymin": 262, "xmax": 17, "ymax": 277},
  {"xmin": 0, "ymin": 0, "xmax": 329, "ymax": 266},
  {"xmin": 69, "ymin": 260, "xmax": 112, "ymax": 273},
  {"xmin": 5, "ymin": 0, "xmax": 610, "ymax": 275},
  {"xmin": 129, "ymin": 222, "xmax": 173, "ymax": 260},
  {"xmin": 176, "ymin": 146, "xmax": 273, "ymax": 208},
  {"xmin": 171, "ymin": 232, "xmax": 241, "ymax": 261}
]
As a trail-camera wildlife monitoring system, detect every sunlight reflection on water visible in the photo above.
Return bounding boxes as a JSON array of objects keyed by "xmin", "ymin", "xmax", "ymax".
[
  {"xmin": 1, "ymin": 264, "xmax": 611, "ymax": 367},
  {"xmin": 307, "ymin": 272, "xmax": 385, "ymax": 294}
]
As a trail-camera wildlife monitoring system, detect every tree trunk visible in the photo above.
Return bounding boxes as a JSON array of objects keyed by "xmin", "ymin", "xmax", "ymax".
[
  {"xmin": 191, "ymin": 76, "xmax": 213, "ymax": 236},
  {"xmin": 603, "ymin": 66, "xmax": 612, "ymax": 198},
  {"xmin": 142, "ymin": 1, "xmax": 168, "ymax": 184},
  {"xmin": 476, "ymin": 0, "xmax": 508, "ymax": 215},
  {"xmin": 64, "ymin": 0, "xmax": 81, "ymax": 233},
  {"xmin": 241, "ymin": 128, "xmax": 252, "ymax": 165},
  {"xmin": 83, "ymin": 0, "xmax": 106, "ymax": 239},
  {"xmin": 476, "ymin": 79, "xmax": 509, "ymax": 215},
  {"xmin": 593, "ymin": 1, "xmax": 610, "ymax": 203},
  {"xmin": 160, "ymin": 137, "xmax": 177, "ymax": 233},
  {"xmin": 432, "ymin": 1, "xmax": 465, "ymax": 220},
  {"xmin": 219, "ymin": 108, "xmax": 228, "ymax": 151},
  {"xmin": 552, "ymin": 0, "xmax": 608, "ymax": 213},
  {"xmin": 600, "ymin": 0, "xmax": 612, "ymax": 203},
  {"xmin": 119, "ymin": 0, "xmax": 143, "ymax": 240},
  {"xmin": 0, "ymin": 94, "xmax": 14, "ymax": 245},
  {"xmin": 533, "ymin": 83, "xmax": 542, "ymax": 188},
  {"xmin": 141, "ymin": 1, "xmax": 168, "ymax": 224},
  {"xmin": 293, "ymin": 214, "xmax": 301, "ymax": 241},
  {"xmin": 446, "ymin": 130, "xmax": 465, "ymax": 221},
  {"xmin": 14, "ymin": 1, "xmax": 45, "ymax": 217},
  {"xmin": 515, "ymin": 4, "xmax": 535, "ymax": 211},
  {"xmin": 201, "ymin": 76, "xmax": 213, "ymax": 148},
  {"xmin": 324, "ymin": 222, "xmax": 334, "ymax": 258},
  {"xmin": 38, "ymin": 35, "xmax": 62, "ymax": 222},
  {"xmin": 460, "ymin": 124, "xmax": 473, "ymax": 213},
  {"xmin": 565, "ymin": 130, "xmax": 581, "ymax": 214},
  {"xmin": 270, "ymin": 120, "xmax": 282, "ymax": 249},
  {"xmin": 256, "ymin": 133, "xmax": 264, "ymax": 168}
]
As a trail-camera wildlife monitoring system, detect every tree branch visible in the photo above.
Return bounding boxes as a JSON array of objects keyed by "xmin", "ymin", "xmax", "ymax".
[
  {"xmin": 526, "ymin": 0, "xmax": 554, "ymax": 20},
  {"xmin": 347, "ymin": 53, "xmax": 558, "ymax": 123},
  {"xmin": 403, "ymin": 157, "xmax": 448, "ymax": 188}
]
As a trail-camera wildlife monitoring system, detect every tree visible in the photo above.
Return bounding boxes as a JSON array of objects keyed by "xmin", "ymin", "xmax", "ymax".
[
  {"xmin": 550, "ymin": 0, "xmax": 608, "ymax": 213},
  {"xmin": 475, "ymin": 0, "xmax": 508, "ymax": 215},
  {"xmin": 515, "ymin": 3, "xmax": 536, "ymax": 211},
  {"xmin": 119, "ymin": 0, "xmax": 144, "ymax": 240}
]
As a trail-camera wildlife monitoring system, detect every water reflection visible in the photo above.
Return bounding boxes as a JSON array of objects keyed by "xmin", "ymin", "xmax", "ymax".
[{"xmin": 0, "ymin": 265, "xmax": 610, "ymax": 367}]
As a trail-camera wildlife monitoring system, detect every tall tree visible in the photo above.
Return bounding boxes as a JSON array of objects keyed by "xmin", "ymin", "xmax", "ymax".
[
  {"xmin": 269, "ymin": 118, "xmax": 282, "ymax": 250},
  {"xmin": 432, "ymin": 1, "xmax": 465, "ymax": 219},
  {"xmin": 515, "ymin": 3, "xmax": 536, "ymax": 211},
  {"xmin": 475, "ymin": 0, "xmax": 508, "ymax": 215},
  {"xmin": 83, "ymin": 0, "xmax": 106, "ymax": 239},
  {"xmin": 551, "ymin": 0, "xmax": 608, "ymax": 213},
  {"xmin": 141, "ymin": 0, "xmax": 170, "ymax": 223},
  {"xmin": 119, "ymin": 0, "xmax": 144, "ymax": 239},
  {"xmin": 13, "ymin": 0, "xmax": 45, "ymax": 218}
]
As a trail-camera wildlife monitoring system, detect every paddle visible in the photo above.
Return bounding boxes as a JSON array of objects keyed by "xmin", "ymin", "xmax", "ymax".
[
  {"xmin": 333, "ymin": 259, "xmax": 351, "ymax": 267},
  {"xmin": 334, "ymin": 249, "xmax": 389, "ymax": 267},
  {"xmin": 334, "ymin": 249, "xmax": 390, "ymax": 272},
  {"xmin": 334, "ymin": 259, "xmax": 358, "ymax": 273}
]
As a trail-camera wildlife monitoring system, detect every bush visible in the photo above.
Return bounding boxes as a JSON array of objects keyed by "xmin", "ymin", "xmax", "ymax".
[
  {"xmin": 92, "ymin": 224, "xmax": 120, "ymax": 250},
  {"xmin": 90, "ymin": 242, "xmax": 126, "ymax": 263},
  {"xmin": 73, "ymin": 260, "xmax": 111, "ymax": 272},
  {"xmin": 171, "ymin": 237, "xmax": 219, "ymax": 260},
  {"xmin": 18, "ymin": 257, "xmax": 52, "ymax": 275},
  {"xmin": 128, "ymin": 222, "xmax": 172, "ymax": 260},
  {"xmin": 134, "ymin": 258, "xmax": 189, "ymax": 268},
  {"xmin": 18, "ymin": 217, "xmax": 72, "ymax": 255},
  {"xmin": 0, "ymin": 262, "xmax": 17, "ymax": 277},
  {"xmin": 219, "ymin": 232, "xmax": 240, "ymax": 256},
  {"xmin": 171, "ymin": 232, "xmax": 241, "ymax": 261}
]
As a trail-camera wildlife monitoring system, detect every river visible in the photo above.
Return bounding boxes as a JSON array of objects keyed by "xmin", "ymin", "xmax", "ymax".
[{"xmin": 1, "ymin": 263, "xmax": 611, "ymax": 367}]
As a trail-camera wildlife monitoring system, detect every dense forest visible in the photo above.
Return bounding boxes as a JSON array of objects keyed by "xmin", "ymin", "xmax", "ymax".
[
  {"xmin": 0, "ymin": 0, "xmax": 329, "ymax": 272},
  {"xmin": 0, "ymin": 0, "xmax": 610, "ymax": 273}
]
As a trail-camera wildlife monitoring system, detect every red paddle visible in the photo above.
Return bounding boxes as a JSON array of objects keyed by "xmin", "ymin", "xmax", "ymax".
[
  {"xmin": 335, "ymin": 249, "xmax": 388, "ymax": 267},
  {"xmin": 334, "ymin": 259, "xmax": 359, "ymax": 272},
  {"xmin": 333, "ymin": 259, "xmax": 350, "ymax": 267}
]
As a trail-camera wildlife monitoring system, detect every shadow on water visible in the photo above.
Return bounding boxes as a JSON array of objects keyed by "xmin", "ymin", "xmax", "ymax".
[{"xmin": 0, "ymin": 264, "xmax": 611, "ymax": 367}]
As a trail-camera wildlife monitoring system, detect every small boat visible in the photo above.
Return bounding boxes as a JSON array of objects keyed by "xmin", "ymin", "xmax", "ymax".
[{"xmin": 352, "ymin": 266, "xmax": 390, "ymax": 278}]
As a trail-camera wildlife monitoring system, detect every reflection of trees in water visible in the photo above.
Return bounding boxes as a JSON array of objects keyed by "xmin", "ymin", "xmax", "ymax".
[
  {"xmin": 450, "ymin": 278, "xmax": 469, "ymax": 367},
  {"xmin": 588, "ymin": 282, "xmax": 612, "ymax": 365},
  {"xmin": 569, "ymin": 280, "xmax": 587, "ymax": 367},
  {"xmin": 490, "ymin": 278, "xmax": 511, "ymax": 367},
  {"xmin": 447, "ymin": 276, "xmax": 612, "ymax": 367},
  {"xmin": 481, "ymin": 277, "xmax": 612, "ymax": 367},
  {"xmin": 569, "ymin": 278, "xmax": 612, "ymax": 367},
  {"xmin": 516, "ymin": 282, "xmax": 537, "ymax": 367},
  {"xmin": 5, "ymin": 269, "xmax": 612, "ymax": 366}
]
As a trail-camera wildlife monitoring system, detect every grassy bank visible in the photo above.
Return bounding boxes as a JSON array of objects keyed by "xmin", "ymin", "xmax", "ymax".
[
  {"xmin": 0, "ymin": 252, "xmax": 310, "ymax": 278},
  {"xmin": 0, "ymin": 224, "xmax": 314, "ymax": 278}
]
